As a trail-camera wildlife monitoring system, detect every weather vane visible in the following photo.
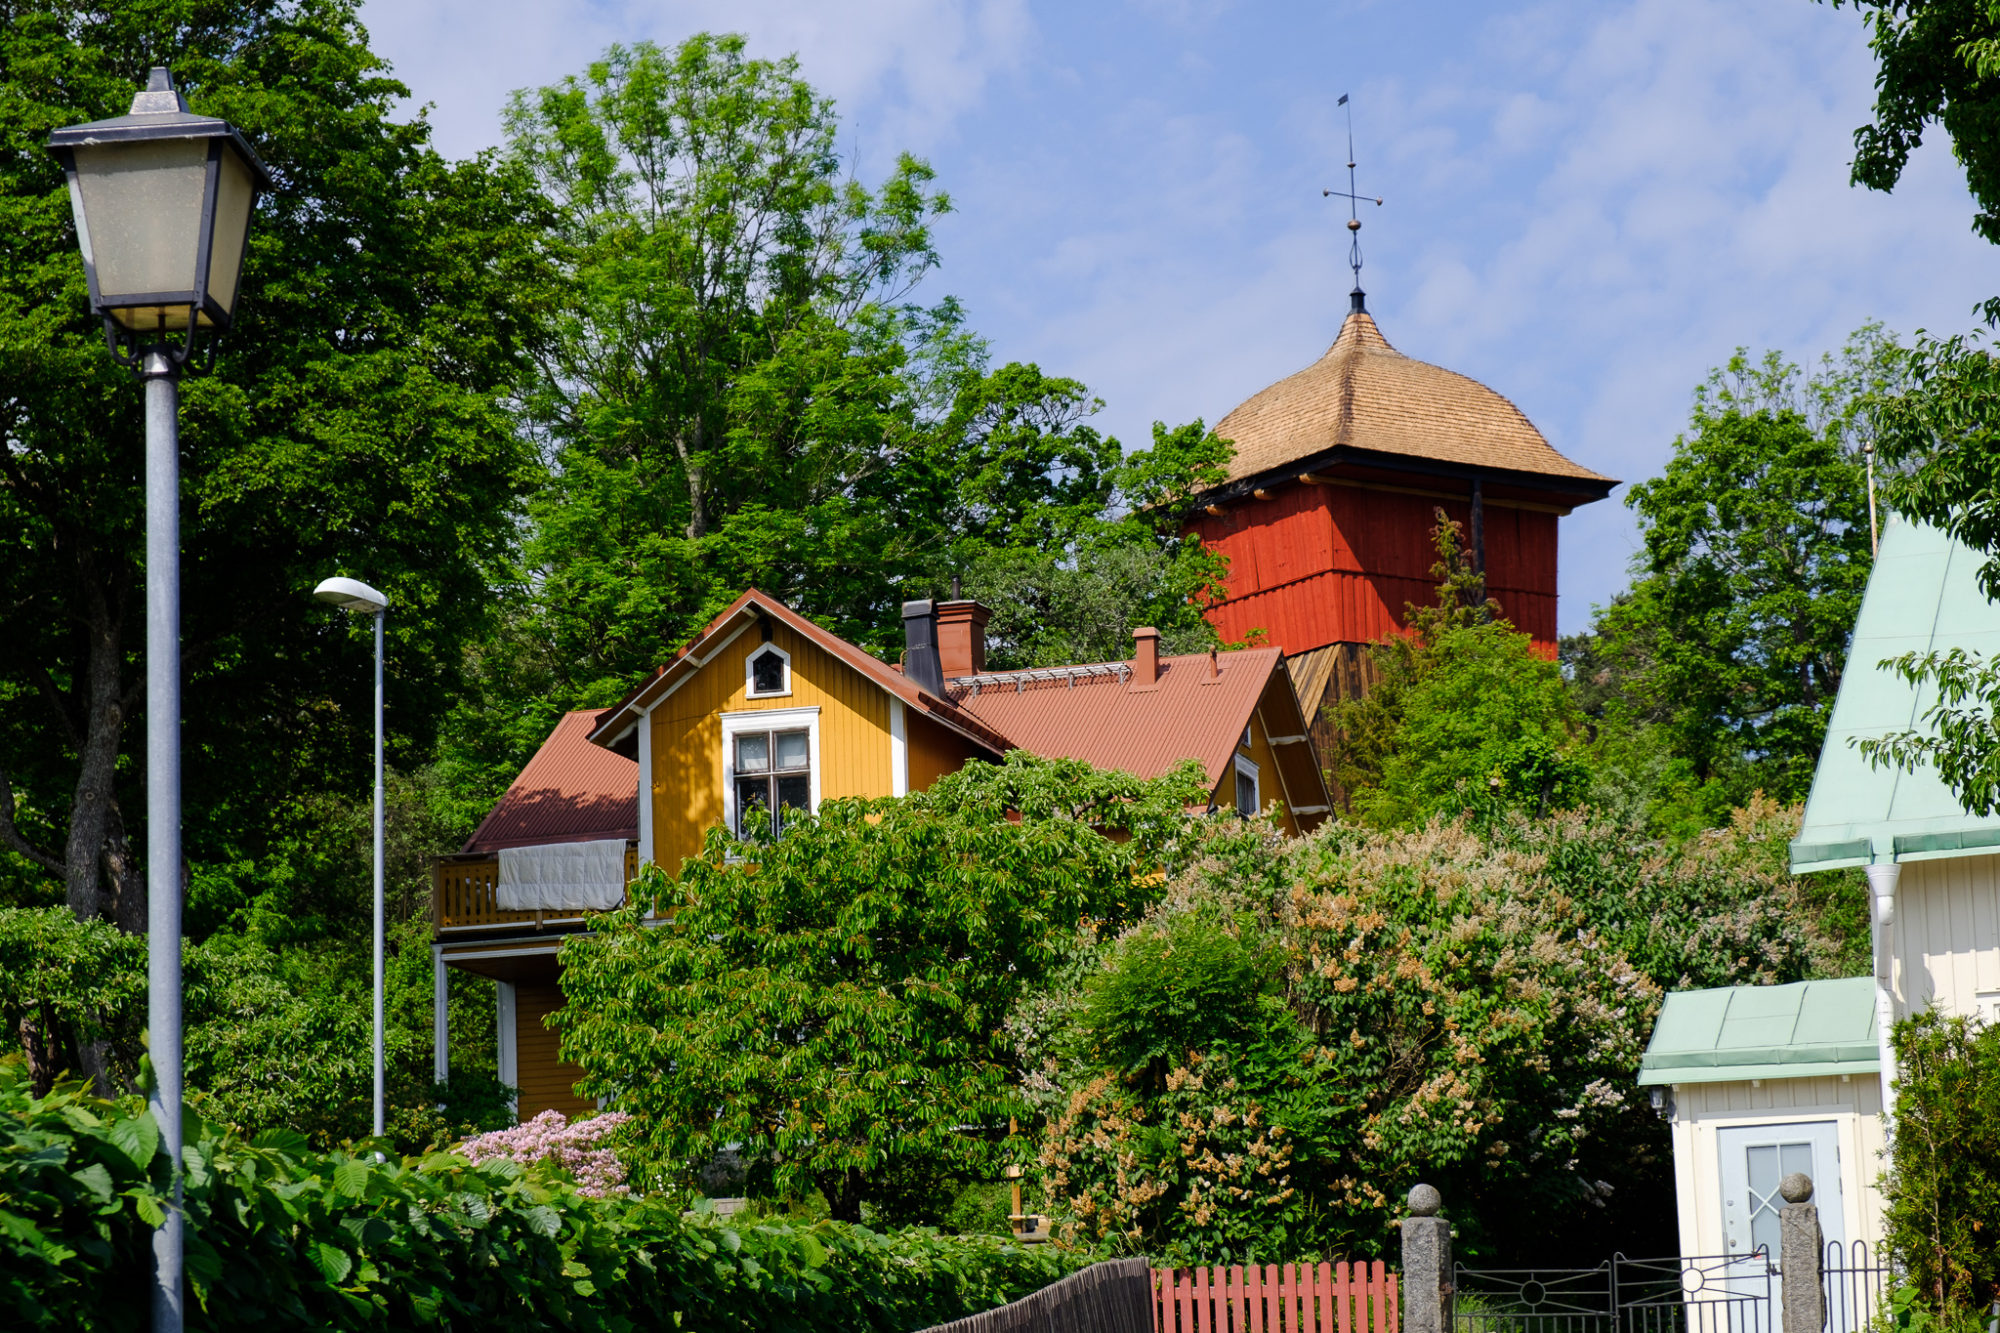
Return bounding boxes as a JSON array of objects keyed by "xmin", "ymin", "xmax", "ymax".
[{"xmin": 1323, "ymin": 93, "xmax": 1382, "ymax": 305}]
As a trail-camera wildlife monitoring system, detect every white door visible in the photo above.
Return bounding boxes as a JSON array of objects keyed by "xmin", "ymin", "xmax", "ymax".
[{"xmin": 1717, "ymin": 1122, "xmax": 1847, "ymax": 1332}]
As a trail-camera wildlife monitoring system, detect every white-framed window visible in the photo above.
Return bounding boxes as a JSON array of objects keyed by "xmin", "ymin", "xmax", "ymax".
[
  {"xmin": 1233, "ymin": 753, "xmax": 1260, "ymax": 817},
  {"xmin": 745, "ymin": 642, "xmax": 792, "ymax": 698},
  {"xmin": 721, "ymin": 706, "xmax": 820, "ymax": 839},
  {"xmin": 1241, "ymin": 724, "xmax": 1253, "ymax": 749}
]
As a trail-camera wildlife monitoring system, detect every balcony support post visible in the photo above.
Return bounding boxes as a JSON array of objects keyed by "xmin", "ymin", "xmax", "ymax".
[{"xmin": 433, "ymin": 945, "xmax": 449, "ymax": 1085}]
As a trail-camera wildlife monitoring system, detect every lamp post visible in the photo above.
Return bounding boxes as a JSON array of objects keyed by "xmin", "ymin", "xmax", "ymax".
[
  {"xmin": 313, "ymin": 577, "xmax": 391, "ymax": 1141},
  {"xmin": 48, "ymin": 68, "xmax": 268, "ymax": 1333}
]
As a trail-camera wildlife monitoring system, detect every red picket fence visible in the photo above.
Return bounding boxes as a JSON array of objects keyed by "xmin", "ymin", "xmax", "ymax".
[{"xmin": 1151, "ymin": 1260, "xmax": 1398, "ymax": 1333}]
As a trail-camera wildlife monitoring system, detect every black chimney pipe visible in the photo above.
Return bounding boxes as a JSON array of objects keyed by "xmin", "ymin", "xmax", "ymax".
[{"xmin": 901, "ymin": 600, "xmax": 945, "ymax": 696}]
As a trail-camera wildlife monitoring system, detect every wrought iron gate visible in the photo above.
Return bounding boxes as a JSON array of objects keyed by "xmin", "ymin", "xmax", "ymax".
[{"xmin": 1453, "ymin": 1252, "xmax": 1773, "ymax": 1333}]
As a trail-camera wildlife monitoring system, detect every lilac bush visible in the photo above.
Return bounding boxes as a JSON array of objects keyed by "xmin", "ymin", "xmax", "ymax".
[{"xmin": 460, "ymin": 1108, "xmax": 632, "ymax": 1197}]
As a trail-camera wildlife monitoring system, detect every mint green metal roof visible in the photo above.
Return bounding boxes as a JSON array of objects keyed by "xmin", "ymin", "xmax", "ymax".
[
  {"xmin": 1790, "ymin": 515, "xmax": 2000, "ymax": 874},
  {"xmin": 1637, "ymin": 978, "xmax": 1879, "ymax": 1086}
]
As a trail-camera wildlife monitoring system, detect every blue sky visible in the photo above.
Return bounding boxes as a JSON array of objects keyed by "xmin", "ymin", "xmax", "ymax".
[{"xmin": 359, "ymin": 0, "xmax": 1993, "ymax": 634}]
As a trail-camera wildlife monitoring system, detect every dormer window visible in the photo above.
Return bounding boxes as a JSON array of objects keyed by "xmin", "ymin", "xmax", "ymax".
[{"xmin": 746, "ymin": 643, "xmax": 791, "ymax": 698}]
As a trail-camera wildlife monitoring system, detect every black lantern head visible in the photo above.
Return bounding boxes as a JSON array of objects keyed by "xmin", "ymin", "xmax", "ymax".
[{"xmin": 47, "ymin": 67, "xmax": 272, "ymax": 355}]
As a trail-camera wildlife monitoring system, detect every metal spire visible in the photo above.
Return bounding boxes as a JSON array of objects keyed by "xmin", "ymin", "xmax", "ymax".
[{"xmin": 1323, "ymin": 93, "xmax": 1382, "ymax": 313}]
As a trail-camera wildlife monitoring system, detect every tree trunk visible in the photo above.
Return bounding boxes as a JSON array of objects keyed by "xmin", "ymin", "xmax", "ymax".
[
  {"xmin": 64, "ymin": 583, "xmax": 143, "ymax": 934},
  {"xmin": 675, "ymin": 418, "xmax": 708, "ymax": 540},
  {"xmin": 820, "ymin": 1168, "xmax": 865, "ymax": 1224}
]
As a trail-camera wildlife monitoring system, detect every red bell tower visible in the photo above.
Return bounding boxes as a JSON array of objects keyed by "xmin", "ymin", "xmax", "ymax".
[{"xmin": 1189, "ymin": 291, "xmax": 1616, "ymax": 748}]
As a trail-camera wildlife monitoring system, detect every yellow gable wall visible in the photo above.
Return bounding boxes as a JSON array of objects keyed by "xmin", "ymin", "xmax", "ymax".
[
  {"xmin": 1208, "ymin": 684, "xmax": 1301, "ymax": 838},
  {"xmin": 649, "ymin": 622, "xmax": 895, "ymax": 876}
]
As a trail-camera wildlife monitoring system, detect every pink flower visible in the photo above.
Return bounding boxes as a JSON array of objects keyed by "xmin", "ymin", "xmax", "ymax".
[{"xmin": 460, "ymin": 1110, "xmax": 632, "ymax": 1197}]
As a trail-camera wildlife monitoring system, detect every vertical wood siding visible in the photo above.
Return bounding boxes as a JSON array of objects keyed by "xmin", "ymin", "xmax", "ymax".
[
  {"xmin": 1666, "ymin": 1076, "xmax": 1886, "ymax": 1258},
  {"xmin": 1895, "ymin": 856, "xmax": 2000, "ymax": 1018},
  {"xmin": 1193, "ymin": 482, "xmax": 1560, "ymax": 655},
  {"xmin": 908, "ymin": 709, "xmax": 990, "ymax": 790},
  {"xmin": 1211, "ymin": 705, "xmax": 1300, "ymax": 837},
  {"xmin": 650, "ymin": 622, "xmax": 895, "ymax": 875},
  {"xmin": 514, "ymin": 977, "xmax": 593, "ymax": 1120}
]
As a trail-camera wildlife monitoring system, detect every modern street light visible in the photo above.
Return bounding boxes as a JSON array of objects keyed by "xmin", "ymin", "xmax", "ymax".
[
  {"xmin": 48, "ymin": 68, "xmax": 269, "ymax": 1333},
  {"xmin": 313, "ymin": 577, "xmax": 391, "ymax": 1144}
]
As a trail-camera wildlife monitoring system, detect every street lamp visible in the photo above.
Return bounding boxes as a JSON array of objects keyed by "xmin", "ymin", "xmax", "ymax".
[
  {"xmin": 313, "ymin": 577, "xmax": 390, "ymax": 1145},
  {"xmin": 48, "ymin": 68, "xmax": 268, "ymax": 1333}
]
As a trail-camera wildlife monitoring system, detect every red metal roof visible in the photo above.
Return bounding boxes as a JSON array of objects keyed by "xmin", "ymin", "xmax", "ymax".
[
  {"xmin": 947, "ymin": 648, "xmax": 1287, "ymax": 794},
  {"xmin": 462, "ymin": 710, "xmax": 639, "ymax": 854}
]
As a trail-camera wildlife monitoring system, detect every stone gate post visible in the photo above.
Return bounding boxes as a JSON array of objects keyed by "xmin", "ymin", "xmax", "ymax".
[
  {"xmin": 1778, "ymin": 1173, "xmax": 1825, "ymax": 1333},
  {"xmin": 1402, "ymin": 1183, "xmax": 1454, "ymax": 1333}
]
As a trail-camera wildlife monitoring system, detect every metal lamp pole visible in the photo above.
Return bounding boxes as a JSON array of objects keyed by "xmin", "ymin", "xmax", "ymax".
[
  {"xmin": 48, "ymin": 68, "xmax": 270, "ymax": 1333},
  {"xmin": 313, "ymin": 576, "xmax": 391, "ymax": 1138},
  {"xmin": 144, "ymin": 347, "xmax": 185, "ymax": 1331}
]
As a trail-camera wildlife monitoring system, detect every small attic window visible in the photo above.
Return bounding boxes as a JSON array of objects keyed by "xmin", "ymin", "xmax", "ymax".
[
  {"xmin": 746, "ymin": 643, "xmax": 791, "ymax": 698},
  {"xmin": 1234, "ymin": 754, "xmax": 1260, "ymax": 817}
]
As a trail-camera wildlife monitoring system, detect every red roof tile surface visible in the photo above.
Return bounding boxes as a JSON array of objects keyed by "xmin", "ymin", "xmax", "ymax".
[
  {"xmin": 462, "ymin": 710, "xmax": 639, "ymax": 854},
  {"xmin": 947, "ymin": 648, "xmax": 1285, "ymax": 793}
]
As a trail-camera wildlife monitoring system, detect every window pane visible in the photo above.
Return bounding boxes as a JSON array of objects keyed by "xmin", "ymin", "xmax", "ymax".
[
  {"xmin": 751, "ymin": 649, "xmax": 785, "ymax": 694},
  {"xmin": 736, "ymin": 732, "xmax": 770, "ymax": 773},
  {"xmin": 1236, "ymin": 770, "xmax": 1257, "ymax": 815},
  {"xmin": 774, "ymin": 729, "xmax": 809, "ymax": 772},
  {"xmin": 775, "ymin": 774, "xmax": 811, "ymax": 833},
  {"xmin": 736, "ymin": 776, "xmax": 771, "ymax": 837},
  {"xmin": 1747, "ymin": 1144, "xmax": 1781, "ymax": 1258}
]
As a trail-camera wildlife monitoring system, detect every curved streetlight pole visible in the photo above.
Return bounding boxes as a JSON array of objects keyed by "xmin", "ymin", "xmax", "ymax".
[{"xmin": 314, "ymin": 577, "xmax": 390, "ymax": 1138}]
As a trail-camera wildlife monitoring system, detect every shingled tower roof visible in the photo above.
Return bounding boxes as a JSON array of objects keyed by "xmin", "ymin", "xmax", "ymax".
[{"xmin": 1212, "ymin": 309, "xmax": 1613, "ymax": 489}]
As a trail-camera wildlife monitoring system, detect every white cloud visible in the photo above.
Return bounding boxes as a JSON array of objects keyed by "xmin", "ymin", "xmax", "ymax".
[{"xmin": 358, "ymin": 0, "xmax": 1033, "ymax": 165}]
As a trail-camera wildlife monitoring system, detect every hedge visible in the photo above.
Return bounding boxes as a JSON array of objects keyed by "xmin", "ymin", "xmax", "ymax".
[{"xmin": 0, "ymin": 1056, "xmax": 1081, "ymax": 1331}]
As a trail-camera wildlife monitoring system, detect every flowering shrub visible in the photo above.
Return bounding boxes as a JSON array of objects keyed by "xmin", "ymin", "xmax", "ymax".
[
  {"xmin": 461, "ymin": 1109, "xmax": 631, "ymax": 1197},
  {"xmin": 1020, "ymin": 803, "xmax": 1849, "ymax": 1265}
]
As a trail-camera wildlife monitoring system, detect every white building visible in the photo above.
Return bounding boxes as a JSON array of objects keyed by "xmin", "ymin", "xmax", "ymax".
[{"xmin": 1643, "ymin": 516, "xmax": 2000, "ymax": 1278}]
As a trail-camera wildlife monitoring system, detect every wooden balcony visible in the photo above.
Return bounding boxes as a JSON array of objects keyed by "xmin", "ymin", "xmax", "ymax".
[{"xmin": 432, "ymin": 844, "xmax": 640, "ymax": 936}]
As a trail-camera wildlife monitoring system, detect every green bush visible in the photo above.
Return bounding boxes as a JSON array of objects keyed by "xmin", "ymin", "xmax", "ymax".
[
  {"xmin": 0, "ymin": 1056, "xmax": 1081, "ymax": 1331},
  {"xmin": 1882, "ymin": 1011, "xmax": 2000, "ymax": 1318}
]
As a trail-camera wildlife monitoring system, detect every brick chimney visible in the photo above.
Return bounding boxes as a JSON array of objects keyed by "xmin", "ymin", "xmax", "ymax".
[
  {"xmin": 1132, "ymin": 626, "xmax": 1161, "ymax": 689},
  {"xmin": 936, "ymin": 600, "xmax": 991, "ymax": 678}
]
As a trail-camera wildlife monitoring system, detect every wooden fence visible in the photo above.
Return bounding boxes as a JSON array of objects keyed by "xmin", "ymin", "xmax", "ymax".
[
  {"xmin": 1151, "ymin": 1260, "xmax": 1399, "ymax": 1333},
  {"xmin": 919, "ymin": 1258, "xmax": 1153, "ymax": 1333}
]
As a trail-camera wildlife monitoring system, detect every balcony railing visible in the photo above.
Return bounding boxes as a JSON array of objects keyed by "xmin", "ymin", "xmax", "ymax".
[{"xmin": 432, "ymin": 844, "xmax": 640, "ymax": 935}]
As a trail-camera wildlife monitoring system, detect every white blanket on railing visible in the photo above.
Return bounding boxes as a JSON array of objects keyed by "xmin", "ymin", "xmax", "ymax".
[{"xmin": 496, "ymin": 839, "xmax": 627, "ymax": 911}]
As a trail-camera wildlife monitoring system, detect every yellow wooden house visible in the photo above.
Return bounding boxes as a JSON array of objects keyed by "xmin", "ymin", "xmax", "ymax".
[{"xmin": 431, "ymin": 591, "xmax": 1331, "ymax": 1118}]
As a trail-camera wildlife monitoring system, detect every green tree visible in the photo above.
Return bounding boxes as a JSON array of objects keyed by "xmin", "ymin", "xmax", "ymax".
[
  {"xmin": 1829, "ymin": 0, "xmax": 2000, "ymax": 254},
  {"xmin": 554, "ymin": 754, "xmax": 1208, "ymax": 1224},
  {"xmin": 1880, "ymin": 1010, "xmax": 2000, "ymax": 1318},
  {"xmin": 0, "ymin": 0, "xmax": 545, "ymax": 1089},
  {"xmin": 1327, "ymin": 514, "xmax": 1586, "ymax": 826},
  {"xmin": 1564, "ymin": 329, "xmax": 1897, "ymax": 807},
  {"xmin": 467, "ymin": 34, "xmax": 1232, "ymax": 785}
]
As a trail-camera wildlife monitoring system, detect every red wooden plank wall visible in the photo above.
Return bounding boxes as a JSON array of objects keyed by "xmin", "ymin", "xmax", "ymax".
[
  {"xmin": 1193, "ymin": 483, "xmax": 1560, "ymax": 656},
  {"xmin": 1150, "ymin": 1260, "xmax": 1399, "ymax": 1333}
]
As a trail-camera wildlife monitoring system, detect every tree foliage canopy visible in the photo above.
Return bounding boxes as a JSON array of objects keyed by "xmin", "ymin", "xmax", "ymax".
[
  {"xmin": 1832, "ymin": 0, "xmax": 2000, "ymax": 249},
  {"xmin": 1564, "ymin": 329, "xmax": 1896, "ymax": 808},
  {"xmin": 1328, "ymin": 515, "xmax": 1586, "ymax": 826},
  {"xmin": 554, "ymin": 754, "xmax": 1208, "ymax": 1225}
]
